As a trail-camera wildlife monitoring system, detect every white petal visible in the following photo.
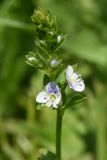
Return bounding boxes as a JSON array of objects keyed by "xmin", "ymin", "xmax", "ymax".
[
  {"xmin": 72, "ymin": 81, "xmax": 85, "ymax": 92},
  {"xmin": 67, "ymin": 79, "xmax": 73, "ymax": 89},
  {"xmin": 72, "ymin": 72, "xmax": 79, "ymax": 80},
  {"xmin": 66, "ymin": 65, "xmax": 73, "ymax": 79},
  {"xmin": 36, "ymin": 91, "xmax": 49, "ymax": 103},
  {"xmin": 66, "ymin": 65, "xmax": 85, "ymax": 92},
  {"xmin": 53, "ymin": 94, "xmax": 61, "ymax": 108},
  {"xmin": 57, "ymin": 35, "xmax": 62, "ymax": 42},
  {"xmin": 46, "ymin": 100, "xmax": 53, "ymax": 107}
]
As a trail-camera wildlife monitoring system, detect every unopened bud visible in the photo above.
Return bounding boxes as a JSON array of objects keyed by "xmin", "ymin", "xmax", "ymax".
[
  {"xmin": 26, "ymin": 52, "xmax": 43, "ymax": 68},
  {"xmin": 50, "ymin": 58, "xmax": 62, "ymax": 69},
  {"xmin": 26, "ymin": 54, "xmax": 39, "ymax": 65},
  {"xmin": 36, "ymin": 10, "xmax": 46, "ymax": 21},
  {"xmin": 31, "ymin": 8, "xmax": 49, "ymax": 25}
]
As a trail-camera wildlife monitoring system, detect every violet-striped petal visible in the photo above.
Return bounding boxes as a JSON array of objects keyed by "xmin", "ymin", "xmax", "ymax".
[{"xmin": 66, "ymin": 65, "xmax": 85, "ymax": 92}]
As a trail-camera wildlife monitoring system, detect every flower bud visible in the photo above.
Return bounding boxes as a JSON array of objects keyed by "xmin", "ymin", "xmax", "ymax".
[
  {"xmin": 50, "ymin": 58, "xmax": 62, "ymax": 69},
  {"xmin": 31, "ymin": 8, "xmax": 50, "ymax": 25},
  {"xmin": 26, "ymin": 52, "xmax": 43, "ymax": 68},
  {"xmin": 36, "ymin": 10, "xmax": 45, "ymax": 20},
  {"xmin": 31, "ymin": 9, "xmax": 46, "ymax": 24}
]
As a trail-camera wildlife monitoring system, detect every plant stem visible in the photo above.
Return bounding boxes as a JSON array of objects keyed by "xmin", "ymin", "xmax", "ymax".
[{"xmin": 56, "ymin": 108, "xmax": 63, "ymax": 160}]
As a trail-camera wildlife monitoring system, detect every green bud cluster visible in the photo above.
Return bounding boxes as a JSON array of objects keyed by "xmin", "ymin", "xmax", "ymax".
[
  {"xmin": 31, "ymin": 8, "xmax": 56, "ymax": 31},
  {"xmin": 25, "ymin": 8, "xmax": 67, "ymax": 77}
]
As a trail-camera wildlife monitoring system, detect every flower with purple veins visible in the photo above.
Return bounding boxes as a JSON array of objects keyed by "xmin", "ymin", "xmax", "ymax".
[
  {"xmin": 66, "ymin": 65, "xmax": 85, "ymax": 92},
  {"xmin": 36, "ymin": 82, "xmax": 61, "ymax": 108}
]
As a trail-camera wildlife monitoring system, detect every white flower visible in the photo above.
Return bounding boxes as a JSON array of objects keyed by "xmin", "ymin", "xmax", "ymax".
[
  {"xmin": 66, "ymin": 65, "xmax": 85, "ymax": 92},
  {"xmin": 36, "ymin": 82, "xmax": 61, "ymax": 108}
]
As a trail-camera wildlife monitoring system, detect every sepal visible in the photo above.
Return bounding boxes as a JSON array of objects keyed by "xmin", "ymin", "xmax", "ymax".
[
  {"xmin": 55, "ymin": 34, "xmax": 67, "ymax": 51},
  {"xmin": 35, "ymin": 40, "xmax": 49, "ymax": 58},
  {"xmin": 47, "ymin": 33, "xmax": 67, "ymax": 52},
  {"xmin": 72, "ymin": 63, "xmax": 78, "ymax": 70},
  {"xmin": 25, "ymin": 52, "xmax": 43, "ymax": 68},
  {"xmin": 36, "ymin": 104, "xmax": 46, "ymax": 110}
]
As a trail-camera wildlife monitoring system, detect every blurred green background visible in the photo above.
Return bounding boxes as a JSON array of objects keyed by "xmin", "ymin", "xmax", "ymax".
[{"xmin": 0, "ymin": 0, "xmax": 107, "ymax": 160}]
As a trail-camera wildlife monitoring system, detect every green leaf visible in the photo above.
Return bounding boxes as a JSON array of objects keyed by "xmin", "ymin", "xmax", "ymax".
[
  {"xmin": 66, "ymin": 93, "xmax": 87, "ymax": 108},
  {"xmin": 35, "ymin": 40, "xmax": 49, "ymax": 58},
  {"xmin": 2, "ymin": 143, "xmax": 24, "ymax": 160},
  {"xmin": 37, "ymin": 149, "xmax": 56, "ymax": 160}
]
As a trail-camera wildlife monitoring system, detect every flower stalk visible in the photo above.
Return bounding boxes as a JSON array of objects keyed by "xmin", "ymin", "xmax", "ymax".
[{"xmin": 56, "ymin": 108, "xmax": 63, "ymax": 160}]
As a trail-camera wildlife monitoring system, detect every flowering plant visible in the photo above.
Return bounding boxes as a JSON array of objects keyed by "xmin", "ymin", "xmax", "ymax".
[{"xmin": 25, "ymin": 8, "xmax": 86, "ymax": 160}]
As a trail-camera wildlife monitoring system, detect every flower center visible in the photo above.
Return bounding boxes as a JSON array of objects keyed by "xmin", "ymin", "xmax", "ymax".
[
  {"xmin": 70, "ymin": 76, "xmax": 77, "ymax": 83},
  {"xmin": 49, "ymin": 94, "xmax": 56, "ymax": 101}
]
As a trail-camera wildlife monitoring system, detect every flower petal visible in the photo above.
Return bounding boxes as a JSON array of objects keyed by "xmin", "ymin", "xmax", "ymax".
[
  {"xmin": 71, "ymin": 81, "xmax": 85, "ymax": 92},
  {"xmin": 53, "ymin": 94, "xmax": 61, "ymax": 108},
  {"xmin": 46, "ymin": 100, "xmax": 53, "ymax": 107},
  {"xmin": 46, "ymin": 82, "xmax": 60, "ymax": 94},
  {"xmin": 66, "ymin": 65, "xmax": 85, "ymax": 92},
  {"xmin": 36, "ymin": 91, "xmax": 49, "ymax": 103},
  {"xmin": 66, "ymin": 65, "xmax": 73, "ymax": 79}
]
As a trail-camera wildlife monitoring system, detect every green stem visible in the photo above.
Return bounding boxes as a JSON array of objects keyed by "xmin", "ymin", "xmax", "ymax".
[{"xmin": 56, "ymin": 108, "xmax": 63, "ymax": 160}]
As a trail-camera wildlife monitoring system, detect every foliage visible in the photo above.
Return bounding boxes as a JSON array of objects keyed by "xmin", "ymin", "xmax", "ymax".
[{"xmin": 0, "ymin": 0, "xmax": 107, "ymax": 160}]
